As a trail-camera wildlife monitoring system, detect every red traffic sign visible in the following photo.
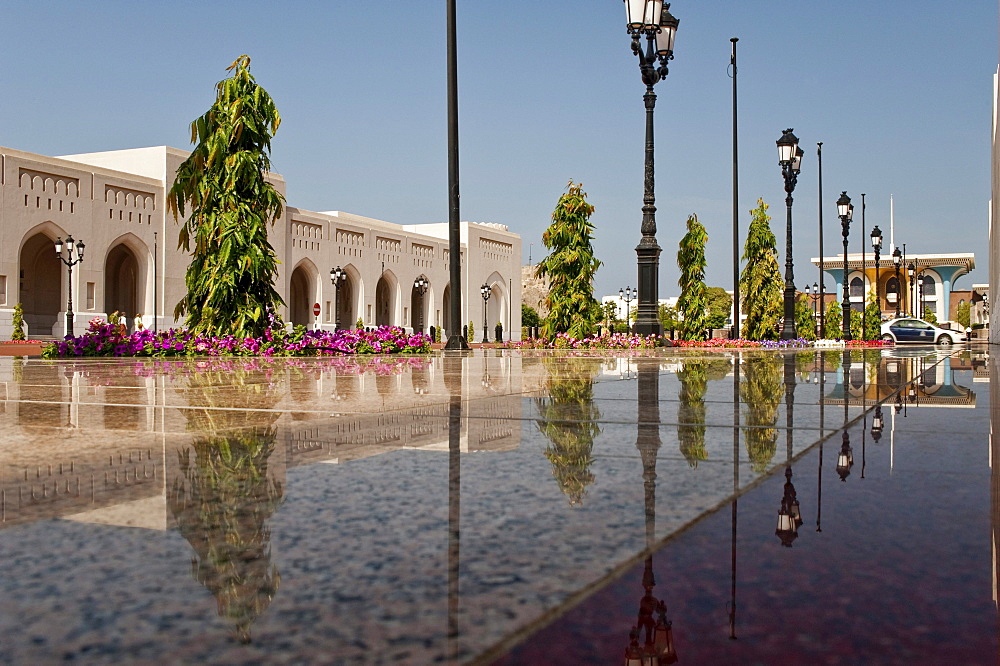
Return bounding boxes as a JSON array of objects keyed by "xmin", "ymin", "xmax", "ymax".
[{"xmin": 313, "ymin": 303, "xmax": 321, "ymax": 317}]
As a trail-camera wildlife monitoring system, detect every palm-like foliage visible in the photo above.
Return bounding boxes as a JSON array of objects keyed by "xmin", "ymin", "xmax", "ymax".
[
  {"xmin": 168, "ymin": 55, "xmax": 285, "ymax": 337},
  {"xmin": 537, "ymin": 182, "xmax": 602, "ymax": 339},
  {"xmin": 677, "ymin": 214, "xmax": 708, "ymax": 341},
  {"xmin": 794, "ymin": 293, "xmax": 817, "ymax": 341},
  {"xmin": 739, "ymin": 199, "xmax": 782, "ymax": 340}
]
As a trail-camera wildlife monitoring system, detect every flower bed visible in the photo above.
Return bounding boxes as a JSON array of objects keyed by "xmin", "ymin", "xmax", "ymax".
[
  {"xmin": 41, "ymin": 318, "xmax": 432, "ymax": 358},
  {"xmin": 504, "ymin": 332, "xmax": 661, "ymax": 350}
]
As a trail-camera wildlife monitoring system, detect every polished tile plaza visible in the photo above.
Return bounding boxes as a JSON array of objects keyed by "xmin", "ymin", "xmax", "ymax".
[{"xmin": 0, "ymin": 347, "xmax": 990, "ymax": 663}]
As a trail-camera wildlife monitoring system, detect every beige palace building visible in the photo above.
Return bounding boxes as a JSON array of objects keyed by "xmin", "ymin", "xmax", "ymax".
[{"xmin": 0, "ymin": 145, "xmax": 522, "ymax": 339}]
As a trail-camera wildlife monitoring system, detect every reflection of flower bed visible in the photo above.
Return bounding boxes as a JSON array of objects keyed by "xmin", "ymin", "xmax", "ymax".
[{"xmin": 42, "ymin": 319, "xmax": 431, "ymax": 358}]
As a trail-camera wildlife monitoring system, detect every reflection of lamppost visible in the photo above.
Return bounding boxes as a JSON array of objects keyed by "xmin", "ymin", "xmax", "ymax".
[
  {"xmin": 620, "ymin": 286, "xmax": 636, "ymax": 332},
  {"xmin": 330, "ymin": 265, "xmax": 346, "ymax": 330},
  {"xmin": 871, "ymin": 226, "xmax": 882, "ymax": 322},
  {"xmin": 777, "ymin": 128, "xmax": 803, "ymax": 340},
  {"xmin": 871, "ymin": 403, "xmax": 884, "ymax": 443},
  {"xmin": 413, "ymin": 275, "xmax": 429, "ymax": 334},
  {"xmin": 55, "ymin": 235, "xmax": 85, "ymax": 336},
  {"xmin": 775, "ymin": 467, "xmax": 801, "ymax": 547},
  {"xmin": 892, "ymin": 246, "xmax": 903, "ymax": 317},
  {"xmin": 480, "ymin": 283, "xmax": 491, "ymax": 344},
  {"xmin": 622, "ymin": 1, "xmax": 678, "ymax": 338},
  {"xmin": 626, "ymin": 358, "xmax": 678, "ymax": 665},
  {"xmin": 836, "ymin": 431, "xmax": 854, "ymax": 481},
  {"xmin": 837, "ymin": 192, "xmax": 853, "ymax": 340}
]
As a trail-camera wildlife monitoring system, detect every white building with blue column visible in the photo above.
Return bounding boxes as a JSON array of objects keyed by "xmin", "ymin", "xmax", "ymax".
[{"xmin": 811, "ymin": 252, "xmax": 975, "ymax": 322}]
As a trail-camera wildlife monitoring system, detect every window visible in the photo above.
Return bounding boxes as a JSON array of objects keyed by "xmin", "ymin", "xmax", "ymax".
[
  {"xmin": 0, "ymin": 276, "xmax": 6, "ymax": 305},
  {"xmin": 850, "ymin": 277, "xmax": 864, "ymax": 299},
  {"xmin": 922, "ymin": 275, "xmax": 936, "ymax": 296},
  {"xmin": 86, "ymin": 283, "xmax": 95, "ymax": 310}
]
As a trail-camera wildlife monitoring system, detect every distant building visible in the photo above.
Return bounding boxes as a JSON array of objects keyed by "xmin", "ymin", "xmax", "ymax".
[{"xmin": 0, "ymin": 145, "xmax": 521, "ymax": 339}]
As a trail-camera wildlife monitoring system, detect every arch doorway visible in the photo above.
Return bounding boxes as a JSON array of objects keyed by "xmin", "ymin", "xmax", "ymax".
[
  {"xmin": 105, "ymin": 244, "xmax": 140, "ymax": 330},
  {"xmin": 375, "ymin": 276, "xmax": 394, "ymax": 326},
  {"xmin": 442, "ymin": 284, "xmax": 452, "ymax": 336},
  {"xmin": 410, "ymin": 277, "xmax": 429, "ymax": 333},
  {"xmin": 289, "ymin": 265, "xmax": 315, "ymax": 328},
  {"xmin": 19, "ymin": 232, "xmax": 62, "ymax": 335}
]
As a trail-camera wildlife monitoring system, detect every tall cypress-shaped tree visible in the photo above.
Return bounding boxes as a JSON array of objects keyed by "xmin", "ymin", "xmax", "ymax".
[
  {"xmin": 677, "ymin": 213, "xmax": 708, "ymax": 341},
  {"xmin": 739, "ymin": 199, "xmax": 783, "ymax": 340},
  {"xmin": 169, "ymin": 55, "xmax": 285, "ymax": 337},
  {"xmin": 537, "ymin": 182, "xmax": 602, "ymax": 339}
]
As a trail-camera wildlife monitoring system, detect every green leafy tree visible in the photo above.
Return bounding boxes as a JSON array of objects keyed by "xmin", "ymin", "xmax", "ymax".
[
  {"xmin": 537, "ymin": 182, "xmax": 602, "ymax": 339},
  {"xmin": 923, "ymin": 306, "xmax": 938, "ymax": 324},
  {"xmin": 705, "ymin": 287, "xmax": 733, "ymax": 330},
  {"xmin": 823, "ymin": 300, "xmax": 841, "ymax": 339},
  {"xmin": 10, "ymin": 303, "xmax": 25, "ymax": 341},
  {"xmin": 794, "ymin": 293, "xmax": 817, "ymax": 341},
  {"xmin": 677, "ymin": 214, "xmax": 708, "ymax": 341},
  {"xmin": 956, "ymin": 301, "xmax": 971, "ymax": 328},
  {"xmin": 601, "ymin": 301, "xmax": 619, "ymax": 331},
  {"xmin": 168, "ymin": 55, "xmax": 285, "ymax": 338},
  {"xmin": 863, "ymin": 291, "xmax": 882, "ymax": 340},
  {"xmin": 739, "ymin": 199, "xmax": 782, "ymax": 340},
  {"xmin": 522, "ymin": 304, "xmax": 541, "ymax": 328},
  {"xmin": 659, "ymin": 304, "xmax": 680, "ymax": 334}
]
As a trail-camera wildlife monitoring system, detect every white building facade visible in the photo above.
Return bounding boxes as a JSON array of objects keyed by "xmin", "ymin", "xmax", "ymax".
[{"xmin": 0, "ymin": 145, "xmax": 521, "ymax": 340}]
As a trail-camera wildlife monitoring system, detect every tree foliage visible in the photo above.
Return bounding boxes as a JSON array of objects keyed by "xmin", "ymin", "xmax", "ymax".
[
  {"xmin": 863, "ymin": 290, "xmax": 882, "ymax": 340},
  {"xmin": 706, "ymin": 287, "xmax": 733, "ymax": 330},
  {"xmin": 521, "ymin": 304, "xmax": 541, "ymax": 328},
  {"xmin": 739, "ymin": 199, "xmax": 782, "ymax": 340},
  {"xmin": 794, "ymin": 293, "xmax": 817, "ymax": 341},
  {"xmin": 537, "ymin": 182, "xmax": 602, "ymax": 339},
  {"xmin": 10, "ymin": 303, "xmax": 25, "ymax": 341},
  {"xmin": 168, "ymin": 55, "xmax": 286, "ymax": 338},
  {"xmin": 956, "ymin": 301, "xmax": 971, "ymax": 328},
  {"xmin": 677, "ymin": 214, "xmax": 708, "ymax": 341}
]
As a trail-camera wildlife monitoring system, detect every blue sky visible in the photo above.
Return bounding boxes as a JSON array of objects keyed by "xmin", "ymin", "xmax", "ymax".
[{"xmin": 1, "ymin": 1, "xmax": 995, "ymax": 296}]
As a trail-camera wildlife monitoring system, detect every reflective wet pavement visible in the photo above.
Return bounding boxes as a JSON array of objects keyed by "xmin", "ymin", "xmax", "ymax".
[{"xmin": 0, "ymin": 347, "xmax": 991, "ymax": 664}]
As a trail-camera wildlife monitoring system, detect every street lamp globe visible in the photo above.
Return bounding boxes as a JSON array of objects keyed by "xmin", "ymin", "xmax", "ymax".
[
  {"xmin": 654, "ymin": 4, "xmax": 678, "ymax": 55},
  {"xmin": 871, "ymin": 225, "xmax": 883, "ymax": 251},
  {"xmin": 624, "ymin": 0, "xmax": 663, "ymax": 33},
  {"xmin": 776, "ymin": 128, "xmax": 799, "ymax": 164}
]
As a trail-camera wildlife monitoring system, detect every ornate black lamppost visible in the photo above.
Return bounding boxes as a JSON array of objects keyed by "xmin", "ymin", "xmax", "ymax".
[
  {"xmin": 871, "ymin": 226, "xmax": 882, "ymax": 322},
  {"xmin": 907, "ymin": 262, "xmax": 916, "ymax": 317},
  {"xmin": 917, "ymin": 274, "xmax": 925, "ymax": 319},
  {"xmin": 777, "ymin": 129, "xmax": 803, "ymax": 340},
  {"xmin": 480, "ymin": 283, "xmax": 491, "ymax": 344},
  {"xmin": 623, "ymin": 0, "xmax": 679, "ymax": 337},
  {"xmin": 330, "ymin": 266, "xmax": 346, "ymax": 330},
  {"xmin": 620, "ymin": 286, "xmax": 636, "ymax": 331},
  {"xmin": 55, "ymin": 235, "xmax": 85, "ymax": 336},
  {"xmin": 805, "ymin": 282, "xmax": 821, "ymax": 337},
  {"xmin": 837, "ymin": 192, "xmax": 854, "ymax": 340},
  {"xmin": 413, "ymin": 275, "xmax": 429, "ymax": 334},
  {"xmin": 892, "ymin": 246, "xmax": 902, "ymax": 317}
]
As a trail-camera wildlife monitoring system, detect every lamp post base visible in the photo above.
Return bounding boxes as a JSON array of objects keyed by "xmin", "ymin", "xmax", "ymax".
[
  {"xmin": 634, "ymin": 243, "xmax": 663, "ymax": 338},
  {"xmin": 445, "ymin": 335, "xmax": 469, "ymax": 350}
]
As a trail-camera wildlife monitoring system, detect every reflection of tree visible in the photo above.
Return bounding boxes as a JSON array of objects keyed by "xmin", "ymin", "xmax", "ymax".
[
  {"xmin": 535, "ymin": 358, "xmax": 602, "ymax": 505},
  {"xmin": 170, "ymin": 428, "xmax": 283, "ymax": 644},
  {"xmin": 740, "ymin": 355, "xmax": 782, "ymax": 473},
  {"xmin": 169, "ymin": 361, "xmax": 286, "ymax": 643},
  {"xmin": 675, "ymin": 359, "xmax": 730, "ymax": 468}
]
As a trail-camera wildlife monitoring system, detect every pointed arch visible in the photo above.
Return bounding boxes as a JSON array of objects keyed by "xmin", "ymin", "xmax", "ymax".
[
  {"xmin": 18, "ymin": 223, "xmax": 65, "ymax": 335},
  {"xmin": 289, "ymin": 258, "xmax": 320, "ymax": 328},
  {"xmin": 375, "ymin": 269, "xmax": 399, "ymax": 327}
]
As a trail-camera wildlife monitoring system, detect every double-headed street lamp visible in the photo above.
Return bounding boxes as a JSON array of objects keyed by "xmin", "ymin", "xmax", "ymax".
[
  {"xmin": 804, "ymin": 282, "xmax": 820, "ymax": 336},
  {"xmin": 623, "ymin": 0, "xmax": 679, "ymax": 337},
  {"xmin": 871, "ymin": 226, "xmax": 883, "ymax": 322},
  {"xmin": 55, "ymin": 235, "xmax": 85, "ymax": 337},
  {"xmin": 620, "ymin": 286, "xmax": 636, "ymax": 331},
  {"xmin": 777, "ymin": 129, "xmax": 803, "ymax": 340},
  {"xmin": 837, "ymin": 192, "xmax": 854, "ymax": 340},
  {"xmin": 892, "ymin": 246, "xmax": 903, "ymax": 317},
  {"xmin": 413, "ymin": 275, "xmax": 429, "ymax": 334},
  {"xmin": 480, "ymin": 283, "xmax": 491, "ymax": 344},
  {"xmin": 330, "ymin": 266, "xmax": 346, "ymax": 330}
]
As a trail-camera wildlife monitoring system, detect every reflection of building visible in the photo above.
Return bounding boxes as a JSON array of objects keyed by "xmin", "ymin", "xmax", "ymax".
[
  {"xmin": 827, "ymin": 353, "xmax": 976, "ymax": 409},
  {"xmin": 0, "ymin": 145, "xmax": 521, "ymax": 338},
  {"xmin": 0, "ymin": 355, "xmax": 522, "ymax": 530}
]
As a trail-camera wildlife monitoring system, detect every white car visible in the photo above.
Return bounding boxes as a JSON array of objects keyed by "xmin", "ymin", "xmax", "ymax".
[{"xmin": 880, "ymin": 317, "xmax": 966, "ymax": 346}]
